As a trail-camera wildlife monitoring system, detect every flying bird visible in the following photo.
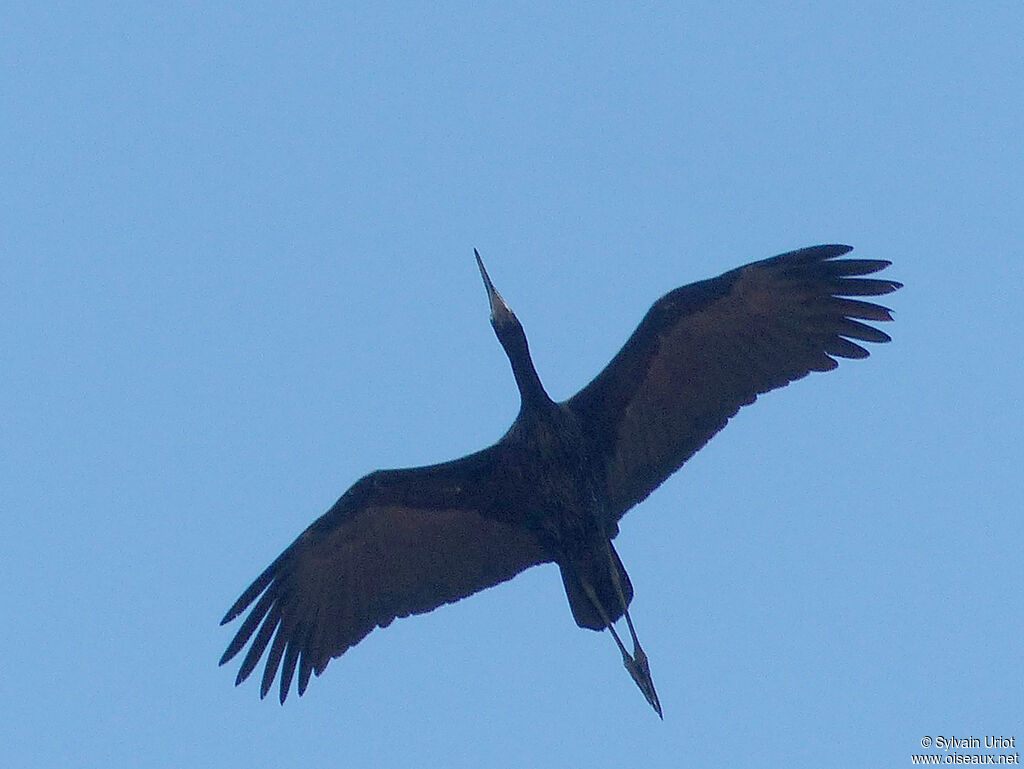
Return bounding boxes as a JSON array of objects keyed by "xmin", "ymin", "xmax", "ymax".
[{"xmin": 220, "ymin": 244, "xmax": 901, "ymax": 716}]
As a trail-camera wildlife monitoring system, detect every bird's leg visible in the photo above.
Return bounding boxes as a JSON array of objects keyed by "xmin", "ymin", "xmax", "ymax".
[
  {"xmin": 578, "ymin": 577, "xmax": 632, "ymax": 662},
  {"xmin": 578, "ymin": 573, "xmax": 663, "ymax": 718},
  {"xmin": 605, "ymin": 543, "xmax": 662, "ymax": 718}
]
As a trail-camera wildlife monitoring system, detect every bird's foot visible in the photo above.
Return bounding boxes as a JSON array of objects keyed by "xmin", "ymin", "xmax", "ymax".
[{"xmin": 622, "ymin": 645, "xmax": 662, "ymax": 719}]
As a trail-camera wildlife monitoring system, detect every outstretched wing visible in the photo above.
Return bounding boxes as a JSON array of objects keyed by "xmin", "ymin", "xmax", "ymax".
[
  {"xmin": 565, "ymin": 245, "xmax": 901, "ymax": 525},
  {"xmin": 219, "ymin": 445, "xmax": 549, "ymax": 703}
]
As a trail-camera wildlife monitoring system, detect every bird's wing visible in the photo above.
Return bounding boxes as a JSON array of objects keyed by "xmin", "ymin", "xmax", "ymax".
[
  {"xmin": 219, "ymin": 445, "xmax": 549, "ymax": 703},
  {"xmin": 564, "ymin": 245, "xmax": 901, "ymax": 526}
]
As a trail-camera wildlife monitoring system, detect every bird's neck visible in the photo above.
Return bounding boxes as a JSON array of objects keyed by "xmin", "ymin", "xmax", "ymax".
[
  {"xmin": 512, "ymin": 356, "xmax": 553, "ymax": 411},
  {"xmin": 500, "ymin": 325, "xmax": 554, "ymax": 411}
]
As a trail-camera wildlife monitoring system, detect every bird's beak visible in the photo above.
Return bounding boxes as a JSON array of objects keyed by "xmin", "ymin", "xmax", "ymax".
[{"xmin": 474, "ymin": 249, "xmax": 515, "ymax": 325}]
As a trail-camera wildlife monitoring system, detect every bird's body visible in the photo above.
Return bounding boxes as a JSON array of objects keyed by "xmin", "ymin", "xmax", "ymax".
[
  {"xmin": 497, "ymin": 399, "xmax": 631, "ymax": 633},
  {"xmin": 220, "ymin": 244, "xmax": 901, "ymax": 714}
]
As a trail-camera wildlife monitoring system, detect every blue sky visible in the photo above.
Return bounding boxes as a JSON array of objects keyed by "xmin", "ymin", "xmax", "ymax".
[{"xmin": 3, "ymin": 3, "xmax": 1022, "ymax": 767}]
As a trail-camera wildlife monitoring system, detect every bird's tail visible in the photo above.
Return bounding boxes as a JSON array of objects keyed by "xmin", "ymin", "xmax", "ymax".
[{"xmin": 559, "ymin": 543, "xmax": 634, "ymax": 630}]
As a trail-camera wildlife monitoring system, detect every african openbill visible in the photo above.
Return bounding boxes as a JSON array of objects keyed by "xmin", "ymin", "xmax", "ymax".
[{"xmin": 220, "ymin": 244, "xmax": 901, "ymax": 716}]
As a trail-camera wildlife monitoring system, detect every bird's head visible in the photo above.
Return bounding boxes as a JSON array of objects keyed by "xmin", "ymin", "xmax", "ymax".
[
  {"xmin": 473, "ymin": 248, "xmax": 543, "ymax": 397},
  {"xmin": 474, "ymin": 248, "xmax": 519, "ymax": 332},
  {"xmin": 473, "ymin": 249, "xmax": 551, "ymax": 407}
]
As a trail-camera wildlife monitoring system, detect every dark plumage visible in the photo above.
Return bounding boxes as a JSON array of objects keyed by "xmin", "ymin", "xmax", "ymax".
[{"xmin": 220, "ymin": 244, "xmax": 901, "ymax": 714}]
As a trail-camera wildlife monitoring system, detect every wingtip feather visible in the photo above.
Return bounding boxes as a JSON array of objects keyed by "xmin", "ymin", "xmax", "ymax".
[
  {"xmin": 277, "ymin": 634, "xmax": 302, "ymax": 705},
  {"xmin": 829, "ymin": 244, "xmax": 854, "ymax": 256}
]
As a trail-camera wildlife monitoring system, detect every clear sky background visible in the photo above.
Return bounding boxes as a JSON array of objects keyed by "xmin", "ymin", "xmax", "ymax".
[{"xmin": 4, "ymin": 3, "xmax": 1022, "ymax": 767}]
